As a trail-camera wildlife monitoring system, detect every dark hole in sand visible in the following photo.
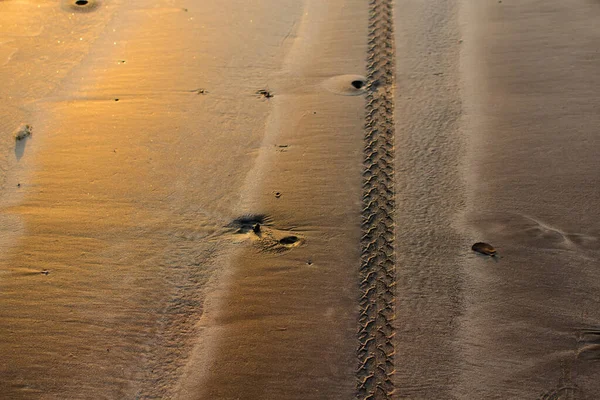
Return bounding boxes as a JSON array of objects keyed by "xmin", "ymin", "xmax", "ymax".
[
  {"xmin": 64, "ymin": 1, "xmax": 102, "ymax": 15},
  {"xmin": 279, "ymin": 236, "xmax": 299, "ymax": 245},
  {"xmin": 351, "ymin": 80, "xmax": 365, "ymax": 89}
]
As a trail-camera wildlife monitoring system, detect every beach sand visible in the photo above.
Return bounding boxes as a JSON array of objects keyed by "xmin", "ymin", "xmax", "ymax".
[
  {"xmin": 456, "ymin": 1, "xmax": 600, "ymax": 398},
  {"xmin": 1, "ymin": 0, "xmax": 599, "ymax": 399}
]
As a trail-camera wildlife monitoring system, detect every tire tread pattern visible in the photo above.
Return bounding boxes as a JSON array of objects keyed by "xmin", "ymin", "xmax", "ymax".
[{"xmin": 357, "ymin": 0, "xmax": 397, "ymax": 399}]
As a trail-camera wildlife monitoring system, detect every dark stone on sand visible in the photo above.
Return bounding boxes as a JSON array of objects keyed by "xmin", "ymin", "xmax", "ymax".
[
  {"xmin": 472, "ymin": 242, "xmax": 497, "ymax": 256},
  {"xmin": 14, "ymin": 124, "xmax": 32, "ymax": 141}
]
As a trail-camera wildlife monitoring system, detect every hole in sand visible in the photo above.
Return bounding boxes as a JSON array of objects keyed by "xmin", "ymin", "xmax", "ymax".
[
  {"xmin": 351, "ymin": 80, "xmax": 365, "ymax": 89},
  {"xmin": 279, "ymin": 236, "xmax": 299, "ymax": 246},
  {"xmin": 323, "ymin": 74, "xmax": 367, "ymax": 96},
  {"xmin": 63, "ymin": 0, "xmax": 99, "ymax": 12}
]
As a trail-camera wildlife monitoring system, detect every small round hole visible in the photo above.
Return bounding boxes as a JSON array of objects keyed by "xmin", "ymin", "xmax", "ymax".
[
  {"xmin": 351, "ymin": 80, "xmax": 365, "ymax": 89},
  {"xmin": 279, "ymin": 236, "xmax": 299, "ymax": 245},
  {"xmin": 63, "ymin": 0, "xmax": 99, "ymax": 13}
]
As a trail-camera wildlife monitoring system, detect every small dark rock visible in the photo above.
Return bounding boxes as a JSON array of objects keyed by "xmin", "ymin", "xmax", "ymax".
[
  {"xmin": 14, "ymin": 124, "xmax": 32, "ymax": 141},
  {"xmin": 472, "ymin": 242, "xmax": 497, "ymax": 256}
]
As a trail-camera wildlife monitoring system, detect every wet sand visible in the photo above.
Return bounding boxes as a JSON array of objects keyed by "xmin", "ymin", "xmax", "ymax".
[
  {"xmin": 392, "ymin": 1, "xmax": 600, "ymax": 399},
  {"xmin": 1, "ymin": 0, "xmax": 600, "ymax": 399},
  {"xmin": 457, "ymin": 1, "xmax": 600, "ymax": 398},
  {"xmin": 2, "ymin": 0, "xmax": 364, "ymax": 399},
  {"xmin": 392, "ymin": 1, "xmax": 465, "ymax": 398},
  {"xmin": 174, "ymin": 1, "xmax": 368, "ymax": 398}
]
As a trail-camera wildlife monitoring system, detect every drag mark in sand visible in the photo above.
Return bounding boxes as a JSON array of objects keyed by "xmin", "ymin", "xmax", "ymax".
[{"xmin": 357, "ymin": 0, "xmax": 396, "ymax": 399}]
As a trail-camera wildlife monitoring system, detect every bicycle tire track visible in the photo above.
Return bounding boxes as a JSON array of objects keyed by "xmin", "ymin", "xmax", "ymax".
[{"xmin": 357, "ymin": 0, "xmax": 396, "ymax": 399}]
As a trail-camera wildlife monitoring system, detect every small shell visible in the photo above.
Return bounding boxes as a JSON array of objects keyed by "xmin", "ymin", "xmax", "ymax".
[{"xmin": 472, "ymin": 242, "xmax": 497, "ymax": 256}]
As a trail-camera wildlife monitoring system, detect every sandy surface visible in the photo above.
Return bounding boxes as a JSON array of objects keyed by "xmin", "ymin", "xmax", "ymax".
[
  {"xmin": 456, "ymin": 1, "xmax": 600, "ymax": 398},
  {"xmin": 1, "ymin": 0, "xmax": 364, "ymax": 399},
  {"xmin": 1, "ymin": 0, "xmax": 599, "ymax": 399}
]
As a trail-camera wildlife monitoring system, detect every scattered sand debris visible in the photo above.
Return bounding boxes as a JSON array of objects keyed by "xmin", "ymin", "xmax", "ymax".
[
  {"xmin": 230, "ymin": 215, "xmax": 268, "ymax": 234},
  {"xmin": 256, "ymin": 89, "xmax": 273, "ymax": 99},
  {"xmin": 471, "ymin": 242, "xmax": 497, "ymax": 256},
  {"xmin": 228, "ymin": 215, "xmax": 304, "ymax": 253},
  {"xmin": 14, "ymin": 124, "xmax": 32, "ymax": 141}
]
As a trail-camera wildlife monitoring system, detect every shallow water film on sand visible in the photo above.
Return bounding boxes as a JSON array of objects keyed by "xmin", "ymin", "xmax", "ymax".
[{"xmin": 1, "ymin": 0, "xmax": 600, "ymax": 399}]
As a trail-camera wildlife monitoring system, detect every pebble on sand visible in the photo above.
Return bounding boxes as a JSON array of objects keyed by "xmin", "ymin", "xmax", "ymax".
[
  {"xmin": 14, "ymin": 124, "xmax": 32, "ymax": 141},
  {"xmin": 472, "ymin": 242, "xmax": 497, "ymax": 256}
]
